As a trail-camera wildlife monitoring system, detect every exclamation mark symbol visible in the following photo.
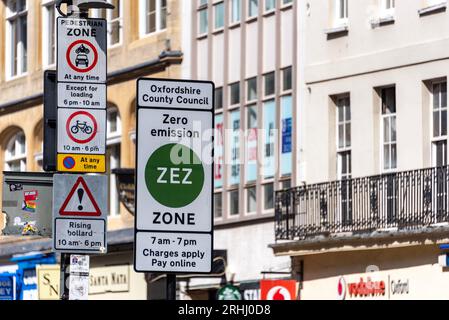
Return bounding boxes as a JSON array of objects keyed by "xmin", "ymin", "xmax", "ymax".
[{"xmin": 77, "ymin": 188, "xmax": 84, "ymax": 211}]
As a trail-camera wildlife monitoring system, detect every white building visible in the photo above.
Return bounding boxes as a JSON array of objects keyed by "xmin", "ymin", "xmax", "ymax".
[
  {"xmin": 180, "ymin": 0, "xmax": 297, "ymax": 299},
  {"xmin": 272, "ymin": 0, "xmax": 449, "ymax": 300}
]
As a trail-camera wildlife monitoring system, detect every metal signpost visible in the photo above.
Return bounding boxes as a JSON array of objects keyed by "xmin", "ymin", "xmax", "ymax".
[
  {"xmin": 50, "ymin": 0, "xmax": 112, "ymax": 300},
  {"xmin": 56, "ymin": 15, "xmax": 107, "ymax": 174},
  {"xmin": 134, "ymin": 78, "xmax": 215, "ymax": 300}
]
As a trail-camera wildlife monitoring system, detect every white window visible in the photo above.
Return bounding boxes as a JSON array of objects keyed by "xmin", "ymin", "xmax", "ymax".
[
  {"xmin": 5, "ymin": 132, "xmax": 27, "ymax": 172},
  {"xmin": 42, "ymin": 0, "xmax": 57, "ymax": 67},
  {"xmin": 432, "ymin": 81, "xmax": 447, "ymax": 167},
  {"xmin": 93, "ymin": 0, "xmax": 123, "ymax": 46},
  {"xmin": 335, "ymin": 0, "xmax": 348, "ymax": 26},
  {"xmin": 381, "ymin": 0, "xmax": 395, "ymax": 16},
  {"xmin": 428, "ymin": 0, "xmax": 447, "ymax": 6},
  {"xmin": 381, "ymin": 87, "xmax": 397, "ymax": 172},
  {"xmin": 230, "ymin": 0, "xmax": 241, "ymax": 23},
  {"xmin": 6, "ymin": 0, "xmax": 28, "ymax": 78},
  {"xmin": 248, "ymin": 0, "xmax": 258, "ymax": 18},
  {"xmin": 336, "ymin": 96, "xmax": 351, "ymax": 180},
  {"xmin": 140, "ymin": 0, "xmax": 167, "ymax": 37},
  {"xmin": 214, "ymin": 2, "xmax": 224, "ymax": 30},
  {"xmin": 107, "ymin": 108, "xmax": 122, "ymax": 217}
]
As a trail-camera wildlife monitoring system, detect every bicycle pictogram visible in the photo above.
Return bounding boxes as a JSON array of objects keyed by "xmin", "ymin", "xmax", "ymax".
[{"xmin": 71, "ymin": 120, "xmax": 93, "ymax": 135}]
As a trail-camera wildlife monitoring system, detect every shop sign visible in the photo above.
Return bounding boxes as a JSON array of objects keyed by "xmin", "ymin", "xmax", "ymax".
[
  {"xmin": 217, "ymin": 285, "xmax": 242, "ymax": 301},
  {"xmin": 37, "ymin": 265, "xmax": 60, "ymax": 300},
  {"xmin": 390, "ymin": 279, "xmax": 410, "ymax": 296},
  {"xmin": 0, "ymin": 275, "xmax": 15, "ymax": 300},
  {"xmin": 260, "ymin": 280, "xmax": 297, "ymax": 300},
  {"xmin": 338, "ymin": 276, "xmax": 386, "ymax": 300},
  {"xmin": 89, "ymin": 265, "xmax": 130, "ymax": 295}
]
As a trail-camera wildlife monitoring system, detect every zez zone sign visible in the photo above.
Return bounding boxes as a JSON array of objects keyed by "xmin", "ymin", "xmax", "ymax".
[{"xmin": 135, "ymin": 78, "xmax": 214, "ymax": 274}]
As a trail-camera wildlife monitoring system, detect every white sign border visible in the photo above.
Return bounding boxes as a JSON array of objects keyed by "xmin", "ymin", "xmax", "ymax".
[{"xmin": 134, "ymin": 77, "xmax": 215, "ymax": 275}]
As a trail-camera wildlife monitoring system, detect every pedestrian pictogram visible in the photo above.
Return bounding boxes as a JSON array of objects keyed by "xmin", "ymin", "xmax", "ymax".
[
  {"xmin": 66, "ymin": 111, "xmax": 97, "ymax": 144},
  {"xmin": 59, "ymin": 177, "xmax": 101, "ymax": 217}
]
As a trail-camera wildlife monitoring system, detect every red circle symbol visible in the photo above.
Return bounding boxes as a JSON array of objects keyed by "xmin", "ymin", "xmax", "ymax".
[
  {"xmin": 66, "ymin": 39, "xmax": 99, "ymax": 73},
  {"xmin": 66, "ymin": 111, "xmax": 98, "ymax": 144}
]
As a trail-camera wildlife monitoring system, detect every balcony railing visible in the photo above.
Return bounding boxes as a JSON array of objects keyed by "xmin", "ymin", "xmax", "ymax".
[{"xmin": 275, "ymin": 166, "xmax": 449, "ymax": 241}]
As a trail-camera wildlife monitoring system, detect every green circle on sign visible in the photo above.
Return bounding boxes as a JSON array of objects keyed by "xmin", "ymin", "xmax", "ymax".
[{"xmin": 145, "ymin": 143, "xmax": 205, "ymax": 208}]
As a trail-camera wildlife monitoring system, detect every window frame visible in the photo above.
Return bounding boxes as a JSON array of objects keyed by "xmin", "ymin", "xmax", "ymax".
[
  {"xmin": 431, "ymin": 80, "xmax": 448, "ymax": 167},
  {"xmin": 139, "ymin": 0, "xmax": 168, "ymax": 38},
  {"xmin": 6, "ymin": 0, "xmax": 28, "ymax": 79},
  {"xmin": 380, "ymin": 86, "xmax": 398, "ymax": 173},
  {"xmin": 5, "ymin": 132, "xmax": 27, "ymax": 172}
]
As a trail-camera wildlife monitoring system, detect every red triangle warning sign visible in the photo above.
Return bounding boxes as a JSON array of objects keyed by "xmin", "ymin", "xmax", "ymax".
[{"xmin": 59, "ymin": 177, "xmax": 101, "ymax": 217}]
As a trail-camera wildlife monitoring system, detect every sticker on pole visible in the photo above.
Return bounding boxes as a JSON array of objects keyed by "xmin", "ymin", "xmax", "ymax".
[
  {"xmin": 58, "ymin": 108, "xmax": 105, "ymax": 155},
  {"xmin": 53, "ymin": 174, "xmax": 108, "ymax": 254}
]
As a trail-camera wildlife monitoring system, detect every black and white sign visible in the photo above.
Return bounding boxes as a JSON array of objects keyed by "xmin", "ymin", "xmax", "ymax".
[
  {"xmin": 57, "ymin": 108, "xmax": 106, "ymax": 155},
  {"xmin": 52, "ymin": 174, "xmax": 107, "ymax": 254},
  {"xmin": 57, "ymin": 18, "xmax": 106, "ymax": 84},
  {"xmin": 135, "ymin": 78, "xmax": 214, "ymax": 274},
  {"xmin": 56, "ymin": 17, "xmax": 107, "ymax": 173}
]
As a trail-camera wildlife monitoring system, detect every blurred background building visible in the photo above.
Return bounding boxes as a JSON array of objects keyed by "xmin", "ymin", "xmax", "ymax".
[{"xmin": 273, "ymin": 0, "xmax": 449, "ymax": 300}]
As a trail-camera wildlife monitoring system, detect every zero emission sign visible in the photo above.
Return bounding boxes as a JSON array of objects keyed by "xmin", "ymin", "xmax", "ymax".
[{"xmin": 135, "ymin": 78, "xmax": 214, "ymax": 274}]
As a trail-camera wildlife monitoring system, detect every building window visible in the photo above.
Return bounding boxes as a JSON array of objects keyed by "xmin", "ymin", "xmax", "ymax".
[
  {"xmin": 432, "ymin": 81, "xmax": 447, "ymax": 167},
  {"xmin": 335, "ymin": 0, "xmax": 348, "ymax": 26},
  {"xmin": 42, "ymin": 0, "xmax": 56, "ymax": 67},
  {"xmin": 381, "ymin": 87, "xmax": 397, "ymax": 172},
  {"xmin": 231, "ymin": 0, "xmax": 241, "ymax": 23},
  {"xmin": 263, "ymin": 183, "xmax": 274, "ymax": 211},
  {"xmin": 229, "ymin": 109, "xmax": 241, "ymax": 185},
  {"xmin": 230, "ymin": 82, "xmax": 240, "ymax": 106},
  {"xmin": 107, "ymin": 108, "xmax": 122, "ymax": 217},
  {"xmin": 264, "ymin": 72, "xmax": 275, "ymax": 97},
  {"xmin": 94, "ymin": 0, "xmax": 123, "ymax": 46},
  {"xmin": 265, "ymin": 0, "xmax": 275, "ymax": 11},
  {"xmin": 246, "ymin": 105, "xmax": 258, "ymax": 183},
  {"xmin": 336, "ymin": 96, "xmax": 352, "ymax": 225},
  {"xmin": 282, "ymin": 67, "xmax": 292, "ymax": 92},
  {"xmin": 336, "ymin": 98, "xmax": 351, "ymax": 173},
  {"xmin": 5, "ymin": 132, "xmax": 26, "ymax": 172},
  {"xmin": 6, "ymin": 0, "xmax": 28, "ymax": 78},
  {"xmin": 140, "ymin": 0, "xmax": 167, "ymax": 37},
  {"xmin": 214, "ymin": 193, "xmax": 223, "ymax": 218},
  {"xmin": 230, "ymin": 190, "xmax": 239, "ymax": 216},
  {"xmin": 248, "ymin": 0, "xmax": 258, "ymax": 18},
  {"xmin": 381, "ymin": 0, "xmax": 395, "ymax": 16},
  {"xmin": 198, "ymin": 6, "xmax": 208, "ymax": 35},
  {"xmin": 214, "ymin": 2, "xmax": 224, "ymax": 30},
  {"xmin": 282, "ymin": 0, "xmax": 293, "ymax": 5},
  {"xmin": 215, "ymin": 87, "xmax": 223, "ymax": 110},
  {"xmin": 246, "ymin": 186, "xmax": 257, "ymax": 213},
  {"xmin": 247, "ymin": 77, "xmax": 257, "ymax": 102}
]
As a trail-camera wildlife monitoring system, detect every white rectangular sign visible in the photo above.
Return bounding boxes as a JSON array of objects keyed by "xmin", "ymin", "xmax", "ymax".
[
  {"xmin": 138, "ymin": 79, "xmax": 214, "ymax": 110},
  {"xmin": 57, "ymin": 108, "xmax": 106, "ymax": 155},
  {"xmin": 135, "ymin": 78, "xmax": 214, "ymax": 274},
  {"xmin": 136, "ymin": 108, "xmax": 213, "ymax": 232},
  {"xmin": 57, "ymin": 83, "xmax": 106, "ymax": 109},
  {"xmin": 57, "ymin": 18, "xmax": 107, "ymax": 84},
  {"xmin": 135, "ymin": 232, "xmax": 212, "ymax": 273},
  {"xmin": 55, "ymin": 219, "xmax": 106, "ymax": 252},
  {"xmin": 52, "ymin": 174, "xmax": 108, "ymax": 254}
]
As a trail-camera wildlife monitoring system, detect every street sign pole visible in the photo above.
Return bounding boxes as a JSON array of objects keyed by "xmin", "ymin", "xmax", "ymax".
[
  {"xmin": 50, "ymin": 0, "xmax": 113, "ymax": 300},
  {"xmin": 134, "ymin": 79, "xmax": 215, "ymax": 300},
  {"xmin": 167, "ymin": 274, "xmax": 176, "ymax": 301}
]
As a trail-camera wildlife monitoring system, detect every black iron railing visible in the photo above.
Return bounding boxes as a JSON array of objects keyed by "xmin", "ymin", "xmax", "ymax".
[{"xmin": 275, "ymin": 167, "xmax": 449, "ymax": 241}]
